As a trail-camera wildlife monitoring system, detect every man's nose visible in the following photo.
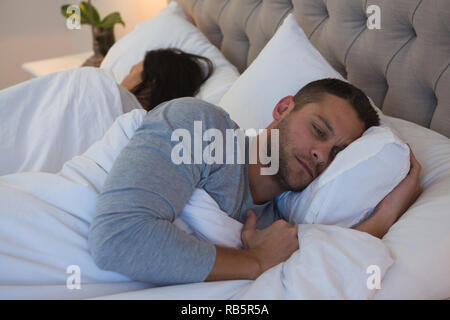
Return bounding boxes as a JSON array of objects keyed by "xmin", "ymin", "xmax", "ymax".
[{"xmin": 311, "ymin": 143, "xmax": 332, "ymax": 171}]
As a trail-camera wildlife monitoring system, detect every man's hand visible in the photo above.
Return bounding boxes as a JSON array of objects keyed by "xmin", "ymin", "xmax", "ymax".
[
  {"xmin": 354, "ymin": 145, "xmax": 422, "ymax": 238},
  {"xmin": 205, "ymin": 210, "xmax": 299, "ymax": 282},
  {"xmin": 374, "ymin": 145, "xmax": 422, "ymax": 219},
  {"xmin": 241, "ymin": 210, "xmax": 299, "ymax": 276}
]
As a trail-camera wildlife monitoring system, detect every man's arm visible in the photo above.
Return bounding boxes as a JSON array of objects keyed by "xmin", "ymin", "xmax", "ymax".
[
  {"xmin": 88, "ymin": 99, "xmax": 299, "ymax": 284},
  {"xmin": 354, "ymin": 146, "xmax": 422, "ymax": 238},
  {"xmin": 88, "ymin": 100, "xmax": 221, "ymax": 284}
]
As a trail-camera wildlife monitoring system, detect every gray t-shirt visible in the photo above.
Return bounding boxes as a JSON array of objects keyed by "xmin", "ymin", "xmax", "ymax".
[{"xmin": 88, "ymin": 97, "xmax": 279, "ymax": 285}]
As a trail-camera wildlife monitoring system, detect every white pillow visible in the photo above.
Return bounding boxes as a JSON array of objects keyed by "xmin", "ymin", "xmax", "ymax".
[
  {"xmin": 218, "ymin": 13, "xmax": 345, "ymax": 130},
  {"xmin": 218, "ymin": 12, "xmax": 450, "ymax": 299},
  {"xmin": 100, "ymin": 1, "xmax": 239, "ymax": 105},
  {"xmin": 276, "ymin": 126, "xmax": 410, "ymax": 228}
]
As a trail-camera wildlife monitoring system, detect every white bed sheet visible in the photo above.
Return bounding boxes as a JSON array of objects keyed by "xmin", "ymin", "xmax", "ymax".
[{"xmin": 373, "ymin": 116, "xmax": 450, "ymax": 299}]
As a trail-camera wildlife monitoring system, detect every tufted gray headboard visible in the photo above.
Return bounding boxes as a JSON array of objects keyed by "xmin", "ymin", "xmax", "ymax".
[{"xmin": 174, "ymin": 0, "xmax": 450, "ymax": 138}]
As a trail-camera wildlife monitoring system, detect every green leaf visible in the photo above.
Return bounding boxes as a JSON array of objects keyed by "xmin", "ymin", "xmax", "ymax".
[
  {"xmin": 79, "ymin": 1, "xmax": 101, "ymax": 26},
  {"xmin": 61, "ymin": 5, "xmax": 71, "ymax": 18},
  {"xmin": 99, "ymin": 12, "xmax": 125, "ymax": 29}
]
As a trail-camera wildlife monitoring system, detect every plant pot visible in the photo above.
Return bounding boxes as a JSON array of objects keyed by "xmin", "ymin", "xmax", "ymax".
[{"xmin": 83, "ymin": 26, "xmax": 115, "ymax": 67}]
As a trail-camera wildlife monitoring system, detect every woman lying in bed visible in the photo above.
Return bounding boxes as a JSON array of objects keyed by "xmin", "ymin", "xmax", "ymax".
[
  {"xmin": 120, "ymin": 48, "xmax": 214, "ymax": 111},
  {"xmin": 0, "ymin": 48, "xmax": 214, "ymax": 176}
]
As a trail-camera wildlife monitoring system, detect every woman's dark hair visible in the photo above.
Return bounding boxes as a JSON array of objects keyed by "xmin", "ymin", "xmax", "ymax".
[
  {"xmin": 293, "ymin": 78, "xmax": 380, "ymax": 130},
  {"xmin": 130, "ymin": 48, "xmax": 214, "ymax": 111}
]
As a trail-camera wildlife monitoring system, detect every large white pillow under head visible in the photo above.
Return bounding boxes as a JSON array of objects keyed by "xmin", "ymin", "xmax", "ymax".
[
  {"xmin": 276, "ymin": 126, "xmax": 410, "ymax": 228},
  {"xmin": 218, "ymin": 13, "xmax": 345, "ymax": 130}
]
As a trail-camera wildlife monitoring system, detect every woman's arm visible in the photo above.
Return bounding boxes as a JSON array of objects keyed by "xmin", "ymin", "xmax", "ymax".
[
  {"xmin": 120, "ymin": 61, "xmax": 144, "ymax": 91},
  {"xmin": 353, "ymin": 145, "xmax": 422, "ymax": 239}
]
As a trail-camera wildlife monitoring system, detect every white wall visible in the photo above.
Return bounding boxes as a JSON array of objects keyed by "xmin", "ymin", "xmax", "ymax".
[{"xmin": 0, "ymin": 0, "xmax": 167, "ymax": 90}]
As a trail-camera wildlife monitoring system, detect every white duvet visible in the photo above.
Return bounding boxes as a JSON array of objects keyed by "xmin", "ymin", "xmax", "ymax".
[
  {"xmin": 0, "ymin": 108, "xmax": 394, "ymax": 300},
  {"xmin": 0, "ymin": 67, "xmax": 139, "ymax": 176}
]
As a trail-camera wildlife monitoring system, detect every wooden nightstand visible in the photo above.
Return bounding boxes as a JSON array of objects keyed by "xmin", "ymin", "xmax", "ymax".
[{"xmin": 22, "ymin": 51, "xmax": 94, "ymax": 78}]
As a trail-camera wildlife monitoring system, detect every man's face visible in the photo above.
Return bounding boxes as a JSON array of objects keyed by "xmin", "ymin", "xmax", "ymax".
[{"xmin": 271, "ymin": 93, "xmax": 365, "ymax": 192}]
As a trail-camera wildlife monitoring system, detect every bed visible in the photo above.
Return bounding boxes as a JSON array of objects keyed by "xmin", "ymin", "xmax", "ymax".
[{"xmin": 0, "ymin": 0, "xmax": 449, "ymax": 300}]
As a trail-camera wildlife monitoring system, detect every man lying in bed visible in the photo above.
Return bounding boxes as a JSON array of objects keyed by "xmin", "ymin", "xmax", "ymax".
[{"xmin": 88, "ymin": 78, "xmax": 422, "ymax": 285}]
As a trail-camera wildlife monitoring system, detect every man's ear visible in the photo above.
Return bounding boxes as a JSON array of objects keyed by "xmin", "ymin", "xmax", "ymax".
[{"xmin": 272, "ymin": 96, "xmax": 295, "ymax": 121}]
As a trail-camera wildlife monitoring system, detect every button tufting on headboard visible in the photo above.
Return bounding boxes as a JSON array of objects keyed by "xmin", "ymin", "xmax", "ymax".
[{"xmin": 175, "ymin": 0, "xmax": 450, "ymax": 138}]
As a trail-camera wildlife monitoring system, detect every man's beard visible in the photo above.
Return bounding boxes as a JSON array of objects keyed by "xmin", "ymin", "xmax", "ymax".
[{"xmin": 264, "ymin": 118, "xmax": 308, "ymax": 193}]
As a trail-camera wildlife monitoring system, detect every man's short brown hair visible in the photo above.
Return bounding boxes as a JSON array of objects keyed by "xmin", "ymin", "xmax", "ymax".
[{"xmin": 294, "ymin": 78, "xmax": 380, "ymax": 130}]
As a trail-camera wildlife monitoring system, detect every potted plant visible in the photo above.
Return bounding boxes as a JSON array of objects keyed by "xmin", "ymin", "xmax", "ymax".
[{"xmin": 61, "ymin": 1, "xmax": 125, "ymax": 66}]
